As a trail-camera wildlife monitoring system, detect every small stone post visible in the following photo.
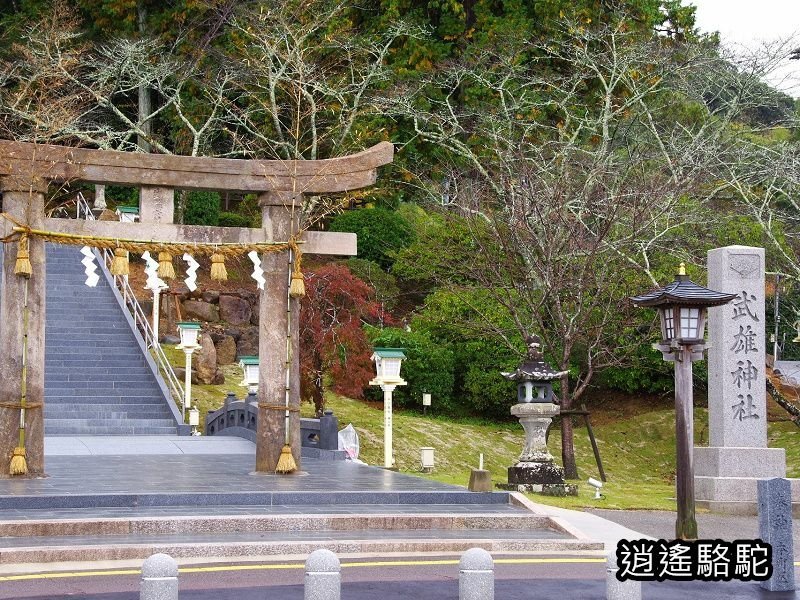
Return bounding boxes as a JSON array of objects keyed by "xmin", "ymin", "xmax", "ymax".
[
  {"xmin": 319, "ymin": 410, "xmax": 339, "ymax": 451},
  {"xmin": 758, "ymin": 478, "xmax": 796, "ymax": 592},
  {"xmin": 140, "ymin": 553, "xmax": 179, "ymax": 600},
  {"xmin": 304, "ymin": 549, "xmax": 341, "ymax": 600},
  {"xmin": 606, "ymin": 550, "xmax": 641, "ymax": 600},
  {"xmin": 459, "ymin": 548, "xmax": 494, "ymax": 600}
]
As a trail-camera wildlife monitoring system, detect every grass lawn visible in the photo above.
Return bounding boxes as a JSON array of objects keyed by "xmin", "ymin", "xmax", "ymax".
[{"xmin": 159, "ymin": 342, "xmax": 799, "ymax": 512}]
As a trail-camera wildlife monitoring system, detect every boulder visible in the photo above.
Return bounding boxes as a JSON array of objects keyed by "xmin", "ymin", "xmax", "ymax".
[
  {"xmin": 215, "ymin": 335, "xmax": 237, "ymax": 365},
  {"xmin": 212, "ymin": 371, "xmax": 226, "ymax": 385},
  {"xmin": 195, "ymin": 333, "xmax": 218, "ymax": 384},
  {"xmin": 159, "ymin": 334, "xmax": 181, "ymax": 345},
  {"xmin": 183, "ymin": 300, "xmax": 219, "ymax": 323},
  {"xmin": 219, "ymin": 295, "xmax": 251, "ymax": 326},
  {"xmin": 250, "ymin": 295, "xmax": 260, "ymax": 325},
  {"xmin": 236, "ymin": 327, "xmax": 259, "ymax": 358},
  {"xmin": 202, "ymin": 290, "xmax": 220, "ymax": 304}
]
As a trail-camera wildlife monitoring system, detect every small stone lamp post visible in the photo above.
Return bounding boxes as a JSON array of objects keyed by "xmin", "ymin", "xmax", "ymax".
[
  {"xmin": 369, "ymin": 348, "xmax": 407, "ymax": 468},
  {"xmin": 631, "ymin": 263, "xmax": 735, "ymax": 540},
  {"xmin": 115, "ymin": 205, "xmax": 140, "ymax": 223},
  {"xmin": 498, "ymin": 336, "xmax": 575, "ymax": 495},
  {"xmin": 239, "ymin": 356, "xmax": 260, "ymax": 393},
  {"xmin": 176, "ymin": 322, "xmax": 201, "ymax": 416}
]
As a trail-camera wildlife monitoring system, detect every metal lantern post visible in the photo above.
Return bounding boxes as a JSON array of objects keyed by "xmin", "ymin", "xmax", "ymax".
[
  {"xmin": 176, "ymin": 322, "xmax": 202, "ymax": 416},
  {"xmin": 370, "ymin": 348, "xmax": 407, "ymax": 468},
  {"xmin": 631, "ymin": 264, "xmax": 735, "ymax": 540}
]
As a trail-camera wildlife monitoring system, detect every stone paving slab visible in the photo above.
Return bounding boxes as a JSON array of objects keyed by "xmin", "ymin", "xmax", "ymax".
[
  {"xmin": 0, "ymin": 503, "xmax": 527, "ymax": 521},
  {"xmin": 0, "ymin": 454, "xmax": 510, "ymax": 511},
  {"xmin": 44, "ymin": 435, "xmax": 256, "ymax": 456}
]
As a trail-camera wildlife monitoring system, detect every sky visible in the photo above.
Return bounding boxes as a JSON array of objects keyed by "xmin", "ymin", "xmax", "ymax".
[{"xmin": 688, "ymin": 0, "xmax": 800, "ymax": 95}]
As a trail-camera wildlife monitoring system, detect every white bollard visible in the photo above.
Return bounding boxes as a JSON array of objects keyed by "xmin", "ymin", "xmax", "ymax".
[
  {"xmin": 304, "ymin": 549, "xmax": 341, "ymax": 600},
  {"xmin": 459, "ymin": 547, "xmax": 494, "ymax": 600},
  {"xmin": 140, "ymin": 553, "xmax": 179, "ymax": 600},
  {"xmin": 606, "ymin": 549, "xmax": 641, "ymax": 600}
]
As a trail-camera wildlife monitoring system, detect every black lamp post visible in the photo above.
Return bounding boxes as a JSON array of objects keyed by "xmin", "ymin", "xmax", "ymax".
[{"xmin": 631, "ymin": 264, "xmax": 736, "ymax": 540}]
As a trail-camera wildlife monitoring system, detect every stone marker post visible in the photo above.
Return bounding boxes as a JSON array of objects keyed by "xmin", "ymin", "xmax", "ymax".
[
  {"xmin": 758, "ymin": 478, "xmax": 796, "ymax": 592},
  {"xmin": 140, "ymin": 553, "xmax": 178, "ymax": 600},
  {"xmin": 606, "ymin": 550, "xmax": 641, "ymax": 600},
  {"xmin": 459, "ymin": 548, "xmax": 494, "ymax": 600},
  {"xmin": 304, "ymin": 549, "xmax": 341, "ymax": 600},
  {"xmin": 695, "ymin": 246, "xmax": 787, "ymax": 513}
]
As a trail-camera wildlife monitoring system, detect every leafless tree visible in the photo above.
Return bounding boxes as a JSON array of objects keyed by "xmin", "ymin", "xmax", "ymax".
[{"xmin": 389, "ymin": 21, "xmax": 800, "ymax": 477}]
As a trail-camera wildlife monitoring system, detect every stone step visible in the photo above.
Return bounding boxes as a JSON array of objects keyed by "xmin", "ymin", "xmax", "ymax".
[
  {"xmin": 45, "ymin": 426, "xmax": 178, "ymax": 435},
  {"xmin": 45, "ymin": 374, "xmax": 162, "ymax": 383},
  {"xmin": 46, "ymin": 396, "xmax": 166, "ymax": 405},
  {"xmin": 46, "ymin": 367, "xmax": 154, "ymax": 375},
  {"xmin": 44, "ymin": 409, "xmax": 173, "ymax": 419},
  {"xmin": 0, "ymin": 510, "xmax": 597, "ymax": 565},
  {"xmin": 45, "ymin": 386, "xmax": 164, "ymax": 396},
  {"xmin": 46, "ymin": 418, "xmax": 177, "ymax": 427}
]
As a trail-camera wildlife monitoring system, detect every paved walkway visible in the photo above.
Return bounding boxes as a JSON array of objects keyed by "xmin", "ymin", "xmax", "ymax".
[{"xmin": 44, "ymin": 435, "xmax": 256, "ymax": 455}]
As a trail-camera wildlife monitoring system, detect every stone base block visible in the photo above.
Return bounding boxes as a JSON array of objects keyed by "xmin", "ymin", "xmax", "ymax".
[
  {"xmin": 497, "ymin": 482, "xmax": 579, "ymax": 496},
  {"xmin": 694, "ymin": 446, "xmax": 785, "ymax": 478},
  {"xmin": 695, "ymin": 476, "xmax": 800, "ymax": 516},
  {"xmin": 468, "ymin": 469, "xmax": 492, "ymax": 492},
  {"xmin": 508, "ymin": 462, "xmax": 565, "ymax": 486}
]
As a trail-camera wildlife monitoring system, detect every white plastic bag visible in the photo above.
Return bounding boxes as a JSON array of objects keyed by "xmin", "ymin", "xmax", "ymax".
[{"xmin": 337, "ymin": 423, "xmax": 361, "ymax": 461}]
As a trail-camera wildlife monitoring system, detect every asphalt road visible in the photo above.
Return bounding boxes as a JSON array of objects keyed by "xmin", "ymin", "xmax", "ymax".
[{"xmin": 1, "ymin": 556, "xmax": 797, "ymax": 600}]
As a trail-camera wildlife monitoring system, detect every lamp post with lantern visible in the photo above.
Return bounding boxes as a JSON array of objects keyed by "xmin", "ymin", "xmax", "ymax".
[
  {"xmin": 370, "ymin": 348, "xmax": 407, "ymax": 468},
  {"xmin": 176, "ymin": 322, "xmax": 201, "ymax": 418},
  {"xmin": 239, "ymin": 356, "xmax": 260, "ymax": 393},
  {"xmin": 631, "ymin": 264, "xmax": 736, "ymax": 540}
]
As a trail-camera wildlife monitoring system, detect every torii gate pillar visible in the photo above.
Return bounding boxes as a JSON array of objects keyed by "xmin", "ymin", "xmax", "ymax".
[
  {"xmin": 257, "ymin": 193, "xmax": 302, "ymax": 472},
  {"xmin": 0, "ymin": 177, "xmax": 48, "ymax": 476}
]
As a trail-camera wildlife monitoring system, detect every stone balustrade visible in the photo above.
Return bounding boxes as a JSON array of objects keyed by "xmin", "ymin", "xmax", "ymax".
[{"xmin": 205, "ymin": 392, "xmax": 345, "ymax": 460}]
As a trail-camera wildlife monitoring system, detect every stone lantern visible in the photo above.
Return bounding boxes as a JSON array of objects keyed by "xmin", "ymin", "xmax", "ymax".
[{"xmin": 498, "ymin": 336, "xmax": 576, "ymax": 495}]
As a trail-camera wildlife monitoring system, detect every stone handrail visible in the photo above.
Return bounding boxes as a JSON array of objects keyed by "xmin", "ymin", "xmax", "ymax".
[{"xmin": 205, "ymin": 392, "xmax": 345, "ymax": 459}]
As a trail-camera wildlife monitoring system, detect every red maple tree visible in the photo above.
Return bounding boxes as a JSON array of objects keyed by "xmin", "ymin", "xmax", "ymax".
[{"xmin": 300, "ymin": 263, "xmax": 386, "ymax": 414}]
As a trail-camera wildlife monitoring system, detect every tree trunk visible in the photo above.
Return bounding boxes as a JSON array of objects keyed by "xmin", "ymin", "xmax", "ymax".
[
  {"xmin": 559, "ymin": 372, "xmax": 579, "ymax": 480},
  {"xmin": 137, "ymin": 0, "xmax": 152, "ymax": 153}
]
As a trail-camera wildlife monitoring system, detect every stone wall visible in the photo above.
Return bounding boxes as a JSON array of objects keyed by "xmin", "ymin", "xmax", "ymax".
[{"xmin": 152, "ymin": 287, "xmax": 261, "ymax": 377}]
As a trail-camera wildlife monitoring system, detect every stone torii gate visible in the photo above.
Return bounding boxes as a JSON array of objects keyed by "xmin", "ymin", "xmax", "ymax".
[{"xmin": 0, "ymin": 140, "xmax": 393, "ymax": 477}]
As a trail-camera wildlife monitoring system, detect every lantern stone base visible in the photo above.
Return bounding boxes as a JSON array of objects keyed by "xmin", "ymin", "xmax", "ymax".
[
  {"xmin": 496, "ymin": 462, "xmax": 578, "ymax": 496},
  {"xmin": 508, "ymin": 461, "xmax": 566, "ymax": 485}
]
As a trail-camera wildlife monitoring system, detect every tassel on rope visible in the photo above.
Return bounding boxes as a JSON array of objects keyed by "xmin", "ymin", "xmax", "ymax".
[
  {"xmin": 9, "ymin": 447, "xmax": 26, "ymax": 476},
  {"xmin": 210, "ymin": 252, "xmax": 228, "ymax": 281},
  {"xmin": 288, "ymin": 246, "xmax": 305, "ymax": 298},
  {"xmin": 14, "ymin": 234, "xmax": 32, "ymax": 278},
  {"xmin": 158, "ymin": 252, "xmax": 176, "ymax": 279},
  {"xmin": 275, "ymin": 444, "xmax": 297, "ymax": 474},
  {"xmin": 110, "ymin": 248, "xmax": 129, "ymax": 276}
]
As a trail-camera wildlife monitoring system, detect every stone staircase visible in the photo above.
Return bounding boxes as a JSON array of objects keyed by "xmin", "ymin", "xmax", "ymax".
[{"xmin": 44, "ymin": 244, "xmax": 179, "ymax": 435}]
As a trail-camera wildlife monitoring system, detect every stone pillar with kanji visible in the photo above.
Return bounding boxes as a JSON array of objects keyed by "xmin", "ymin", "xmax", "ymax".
[{"xmin": 695, "ymin": 246, "xmax": 794, "ymax": 513}]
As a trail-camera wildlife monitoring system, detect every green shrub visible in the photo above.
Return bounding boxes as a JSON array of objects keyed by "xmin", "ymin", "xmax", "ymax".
[
  {"xmin": 183, "ymin": 190, "xmax": 220, "ymax": 226},
  {"xmin": 366, "ymin": 327, "xmax": 456, "ymax": 412},
  {"xmin": 346, "ymin": 258, "xmax": 400, "ymax": 309},
  {"xmin": 329, "ymin": 208, "xmax": 414, "ymax": 269},
  {"xmin": 218, "ymin": 211, "xmax": 251, "ymax": 228}
]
